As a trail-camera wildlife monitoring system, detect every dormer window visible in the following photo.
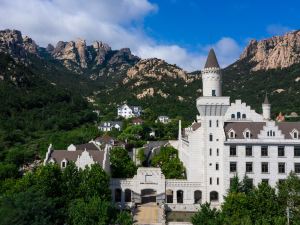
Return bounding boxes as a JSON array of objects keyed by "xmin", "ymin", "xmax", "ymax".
[
  {"xmin": 242, "ymin": 114, "xmax": 246, "ymax": 119},
  {"xmin": 231, "ymin": 114, "xmax": 235, "ymax": 119},
  {"xmin": 61, "ymin": 159, "xmax": 68, "ymax": 168},
  {"xmin": 228, "ymin": 129, "xmax": 235, "ymax": 139},
  {"xmin": 237, "ymin": 112, "xmax": 241, "ymax": 119},
  {"xmin": 267, "ymin": 130, "xmax": 275, "ymax": 137},
  {"xmin": 243, "ymin": 129, "xmax": 251, "ymax": 139},
  {"xmin": 291, "ymin": 129, "xmax": 299, "ymax": 139}
]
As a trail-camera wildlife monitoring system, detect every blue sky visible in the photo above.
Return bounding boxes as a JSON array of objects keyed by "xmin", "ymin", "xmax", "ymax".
[{"xmin": 0, "ymin": 0, "xmax": 298, "ymax": 71}]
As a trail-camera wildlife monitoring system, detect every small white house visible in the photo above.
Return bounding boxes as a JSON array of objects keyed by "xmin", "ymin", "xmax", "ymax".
[
  {"xmin": 99, "ymin": 121, "xmax": 123, "ymax": 132},
  {"xmin": 117, "ymin": 104, "xmax": 142, "ymax": 119},
  {"xmin": 157, "ymin": 116, "xmax": 170, "ymax": 124}
]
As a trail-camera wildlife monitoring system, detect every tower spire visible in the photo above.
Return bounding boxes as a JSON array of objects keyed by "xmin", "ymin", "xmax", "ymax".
[
  {"xmin": 263, "ymin": 92, "xmax": 269, "ymax": 104},
  {"xmin": 204, "ymin": 48, "xmax": 220, "ymax": 69}
]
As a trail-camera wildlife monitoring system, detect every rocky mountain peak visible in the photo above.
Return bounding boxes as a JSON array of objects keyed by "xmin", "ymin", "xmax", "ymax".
[
  {"xmin": 240, "ymin": 30, "xmax": 300, "ymax": 71},
  {"xmin": 0, "ymin": 29, "xmax": 37, "ymax": 60}
]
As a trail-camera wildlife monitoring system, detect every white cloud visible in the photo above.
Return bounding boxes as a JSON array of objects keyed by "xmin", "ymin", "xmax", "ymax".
[
  {"xmin": 0, "ymin": 0, "xmax": 241, "ymax": 71},
  {"xmin": 267, "ymin": 24, "xmax": 293, "ymax": 36}
]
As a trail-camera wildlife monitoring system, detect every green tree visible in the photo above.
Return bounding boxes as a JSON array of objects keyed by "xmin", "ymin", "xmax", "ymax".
[
  {"xmin": 151, "ymin": 146, "xmax": 185, "ymax": 179},
  {"xmin": 110, "ymin": 147, "xmax": 137, "ymax": 178},
  {"xmin": 137, "ymin": 148, "xmax": 146, "ymax": 166},
  {"xmin": 115, "ymin": 211, "xmax": 133, "ymax": 225},
  {"xmin": 192, "ymin": 202, "xmax": 223, "ymax": 225},
  {"xmin": 68, "ymin": 197, "xmax": 113, "ymax": 225}
]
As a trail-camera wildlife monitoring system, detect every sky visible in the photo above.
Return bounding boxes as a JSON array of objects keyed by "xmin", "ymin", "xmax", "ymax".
[{"xmin": 0, "ymin": 0, "xmax": 299, "ymax": 71}]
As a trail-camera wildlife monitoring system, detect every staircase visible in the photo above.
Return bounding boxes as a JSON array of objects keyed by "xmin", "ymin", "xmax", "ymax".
[{"xmin": 133, "ymin": 203, "xmax": 165, "ymax": 225}]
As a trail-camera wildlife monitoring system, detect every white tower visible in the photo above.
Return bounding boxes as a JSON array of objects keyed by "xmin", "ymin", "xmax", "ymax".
[
  {"xmin": 201, "ymin": 49, "xmax": 222, "ymax": 97},
  {"xmin": 262, "ymin": 94, "xmax": 271, "ymax": 120}
]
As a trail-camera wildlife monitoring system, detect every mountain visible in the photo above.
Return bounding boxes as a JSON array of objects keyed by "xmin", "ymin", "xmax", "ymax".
[{"xmin": 240, "ymin": 30, "xmax": 300, "ymax": 71}]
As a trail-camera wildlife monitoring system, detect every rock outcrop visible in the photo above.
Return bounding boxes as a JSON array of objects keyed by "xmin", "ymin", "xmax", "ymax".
[{"xmin": 240, "ymin": 30, "xmax": 300, "ymax": 71}]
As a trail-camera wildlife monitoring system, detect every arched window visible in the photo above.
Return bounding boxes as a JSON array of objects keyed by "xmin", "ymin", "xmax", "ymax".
[
  {"xmin": 166, "ymin": 189, "xmax": 173, "ymax": 203},
  {"xmin": 229, "ymin": 131, "xmax": 235, "ymax": 138},
  {"xmin": 237, "ymin": 112, "xmax": 241, "ymax": 119},
  {"xmin": 242, "ymin": 114, "xmax": 246, "ymax": 119},
  {"xmin": 177, "ymin": 190, "xmax": 184, "ymax": 204},
  {"xmin": 210, "ymin": 191, "xmax": 219, "ymax": 202},
  {"xmin": 231, "ymin": 114, "xmax": 235, "ymax": 119},
  {"xmin": 194, "ymin": 190, "xmax": 202, "ymax": 204},
  {"xmin": 125, "ymin": 189, "xmax": 131, "ymax": 202},
  {"xmin": 209, "ymin": 134, "xmax": 213, "ymax": 142}
]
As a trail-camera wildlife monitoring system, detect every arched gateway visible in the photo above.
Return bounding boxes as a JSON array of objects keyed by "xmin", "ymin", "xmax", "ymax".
[{"xmin": 141, "ymin": 189, "xmax": 157, "ymax": 204}]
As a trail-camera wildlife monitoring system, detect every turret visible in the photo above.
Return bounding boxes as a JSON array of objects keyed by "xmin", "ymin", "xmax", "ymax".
[
  {"xmin": 201, "ymin": 49, "xmax": 222, "ymax": 97},
  {"xmin": 262, "ymin": 93, "xmax": 271, "ymax": 120}
]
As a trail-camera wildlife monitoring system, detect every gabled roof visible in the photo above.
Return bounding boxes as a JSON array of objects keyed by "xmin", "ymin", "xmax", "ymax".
[
  {"xmin": 75, "ymin": 142, "xmax": 99, "ymax": 151},
  {"xmin": 224, "ymin": 122, "xmax": 266, "ymax": 139},
  {"xmin": 277, "ymin": 122, "xmax": 300, "ymax": 139},
  {"xmin": 204, "ymin": 49, "xmax": 220, "ymax": 69},
  {"xmin": 48, "ymin": 150, "xmax": 104, "ymax": 164}
]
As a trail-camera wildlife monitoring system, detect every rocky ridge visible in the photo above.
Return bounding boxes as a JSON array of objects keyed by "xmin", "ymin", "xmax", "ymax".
[{"xmin": 240, "ymin": 30, "xmax": 300, "ymax": 71}]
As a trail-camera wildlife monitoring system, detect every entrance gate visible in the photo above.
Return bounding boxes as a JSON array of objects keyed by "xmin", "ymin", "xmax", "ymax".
[{"xmin": 141, "ymin": 189, "xmax": 157, "ymax": 204}]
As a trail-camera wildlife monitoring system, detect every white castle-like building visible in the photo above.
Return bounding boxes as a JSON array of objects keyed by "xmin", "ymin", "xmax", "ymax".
[{"xmin": 110, "ymin": 49, "xmax": 300, "ymax": 211}]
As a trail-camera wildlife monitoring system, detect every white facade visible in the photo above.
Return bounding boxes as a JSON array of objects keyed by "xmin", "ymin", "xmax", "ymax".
[
  {"xmin": 117, "ymin": 104, "xmax": 142, "ymax": 119},
  {"xmin": 112, "ymin": 49, "xmax": 300, "ymax": 210},
  {"xmin": 157, "ymin": 116, "xmax": 170, "ymax": 124}
]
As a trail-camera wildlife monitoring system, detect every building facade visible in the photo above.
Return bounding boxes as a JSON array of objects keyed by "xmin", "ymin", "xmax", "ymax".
[
  {"xmin": 117, "ymin": 104, "xmax": 142, "ymax": 119},
  {"xmin": 98, "ymin": 121, "xmax": 123, "ymax": 131},
  {"xmin": 110, "ymin": 49, "xmax": 300, "ymax": 210}
]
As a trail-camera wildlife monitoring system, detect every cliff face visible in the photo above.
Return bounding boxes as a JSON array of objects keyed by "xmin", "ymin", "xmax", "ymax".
[{"xmin": 240, "ymin": 30, "xmax": 300, "ymax": 71}]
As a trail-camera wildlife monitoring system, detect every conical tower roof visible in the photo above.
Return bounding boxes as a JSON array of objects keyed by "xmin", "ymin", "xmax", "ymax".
[
  {"xmin": 264, "ymin": 93, "xmax": 269, "ymax": 104},
  {"xmin": 204, "ymin": 48, "xmax": 220, "ymax": 69}
]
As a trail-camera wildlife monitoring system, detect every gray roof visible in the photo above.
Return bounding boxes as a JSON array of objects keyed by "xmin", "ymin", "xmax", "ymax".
[
  {"xmin": 224, "ymin": 122, "xmax": 266, "ymax": 139},
  {"xmin": 191, "ymin": 122, "xmax": 201, "ymax": 131},
  {"xmin": 277, "ymin": 122, "xmax": 300, "ymax": 139},
  {"xmin": 75, "ymin": 142, "xmax": 99, "ymax": 150},
  {"xmin": 204, "ymin": 49, "xmax": 220, "ymax": 69},
  {"xmin": 49, "ymin": 149, "xmax": 104, "ymax": 164},
  {"xmin": 224, "ymin": 121, "xmax": 300, "ymax": 139}
]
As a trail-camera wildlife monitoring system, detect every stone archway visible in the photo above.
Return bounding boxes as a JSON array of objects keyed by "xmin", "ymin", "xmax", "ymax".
[{"xmin": 141, "ymin": 189, "xmax": 157, "ymax": 204}]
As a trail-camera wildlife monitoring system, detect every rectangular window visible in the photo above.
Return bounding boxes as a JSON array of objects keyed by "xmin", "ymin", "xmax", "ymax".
[
  {"xmin": 262, "ymin": 179, "xmax": 269, "ymax": 184},
  {"xmin": 261, "ymin": 146, "xmax": 268, "ymax": 157},
  {"xmin": 217, "ymin": 149, "xmax": 219, "ymax": 156},
  {"xmin": 230, "ymin": 146, "xmax": 237, "ymax": 156},
  {"xmin": 261, "ymin": 162, "xmax": 269, "ymax": 173},
  {"xmin": 210, "ymin": 177, "xmax": 212, "ymax": 185},
  {"xmin": 278, "ymin": 146, "xmax": 285, "ymax": 157},
  {"xmin": 209, "ymin": 120, "xmax": 212, "ymax": 127},
  {"xmin": 246, "ymin": 146, "xmax": 252, "ymax": 156},
  {"xmin": 216, "ymin": 163, "xmax": 219, "ymax": 171},
  {"xmin": 209, "ymin": 148, "xmax": 212, "ymax": 156},
  {"xmin": 212, "ymin": 90, "xmax": 216, "ymax": 96},
  {"xmin": 295, "ymin": 163, "xmax": 300, "ymax": 174},
  {"xmin": 245, "ymin": 178, "xmax": 253, "ymax": 188},
  {"xmin": 294, "ymin": 146, "xmax": 300, "ymax": 157},
  {"xmin": 246, "ymin": 162, "xmax": 253, "ymax": 173},
  {"xmin": 278, "ymin": 163, "xmax": 285, "ymax": 174},
  {"xmin": 230, "ymin": 162, "xmax": 237, "ymax": 173},
  {"xmin": 209, "ymin": 134, "xmax": 213, "ymax": 142},
  {"xmin": 217, "ymin": 178, "xmax": 219, "ymax": 185}
]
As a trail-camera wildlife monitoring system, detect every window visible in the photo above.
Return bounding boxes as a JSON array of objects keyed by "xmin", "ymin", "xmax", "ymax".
[
  {"xmin": 279, "ymin": 179, "xmax": 286, "ymax": 185},
  {"xmin": 210, "ymin": 191, "xmax": 219, "ymax": 202},
  {"xmin": 246, "ymin": 162, "xmax": 253, "ymax": 173},
  {"xmin": 245, "ymin": 178, "xmax": 253, "ymax": 188},
  {"xmin": 294, "ymin": 146, "xmax": 300, "ymax": 157},
  {"xmin": 177, "ymin": 190, "xmax": 184, "ymax": 204},
  {"xmin": 61, "ymin": 161, "xmax": 66, "ymax": 168},
  {"xmin": 262, "ymin": 179, "xmax": 269, "ymax": 184},
  {"xmin": 217, "ymin": 148, "xmax": 219, "ymax": 156},
  {"xmin": 237, "ymin": 112, "xmax": 241, "ymax": 119},
  {"xmin": 216, "ymin": 120, "xmax": 219, "ymax": 127},
  {"xmin": 242, "ymin": 114, "xmax": 246, "ymax": 119},
  {"xmin": 229, "ymin": 131, "xmax": 235, "ymax": 138},
  {"xmin": 209, "ymin": 120, "xmax": 212, "ymax": 127},
  {"xmin": 230, "ymin": 146, "xmax": 236, "ymax": 156},
  {"xmin": 231, "ymin": 114, "xmax": 235, "ymax": 119},
  {"xmin": 209, "ymin": 134, "xmax": 213, "ymax": 142},
  {"xmin": 278, "ymin": 163, "xmax": 285, "ymax": 174},
  {"xmin": 294, "ymin": 163, "xmax": 300, "ymax": 174},
  {"xmin": 209, "ymin": 148, "xmax": 212, "ymax": 156},
  {"xmin": 194, "ymin": 190, "xmax": 202, "ymax": 204},
  {"xmin": 293, "ymin": 131, "xmax": 299, "ymax": 139},
  {"xmin": 246, "ymin": 146, "xmax": 252, "ymax": 156},
  {"xmin": 278, "ymin": 146, "xmax": 285, "ymax": 157},
  {"xmin": 125, "ymin": 189, "xmax": 132, "ymax": 202},
  {"xmin": 261, "ymin": 146, "xmax": 268, "ymax": 157},
  {"xmin": 245, "ymin": 131, "xmax": 251, "ymax": 139},
  {"xmin": 216, "ymin": 163, "xmax": 219, "ymax": 171},
  {"xmin": 217, "ymin": 178, "xmax": 219, "ymax": 185},
  {"xmin": 210, "ymin": 177, "xmax": 212, "ymax": 185},
  {"xmin": 212, "ymin": 90, "xmax": 216, "ymax": 96},
  {"xmin": 230, "ymin": 162, "xmax": 237, "ymax": 173},
  {"xmin": 261, "ymin": 162, "xmax": 269, "ymax": 173}
]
